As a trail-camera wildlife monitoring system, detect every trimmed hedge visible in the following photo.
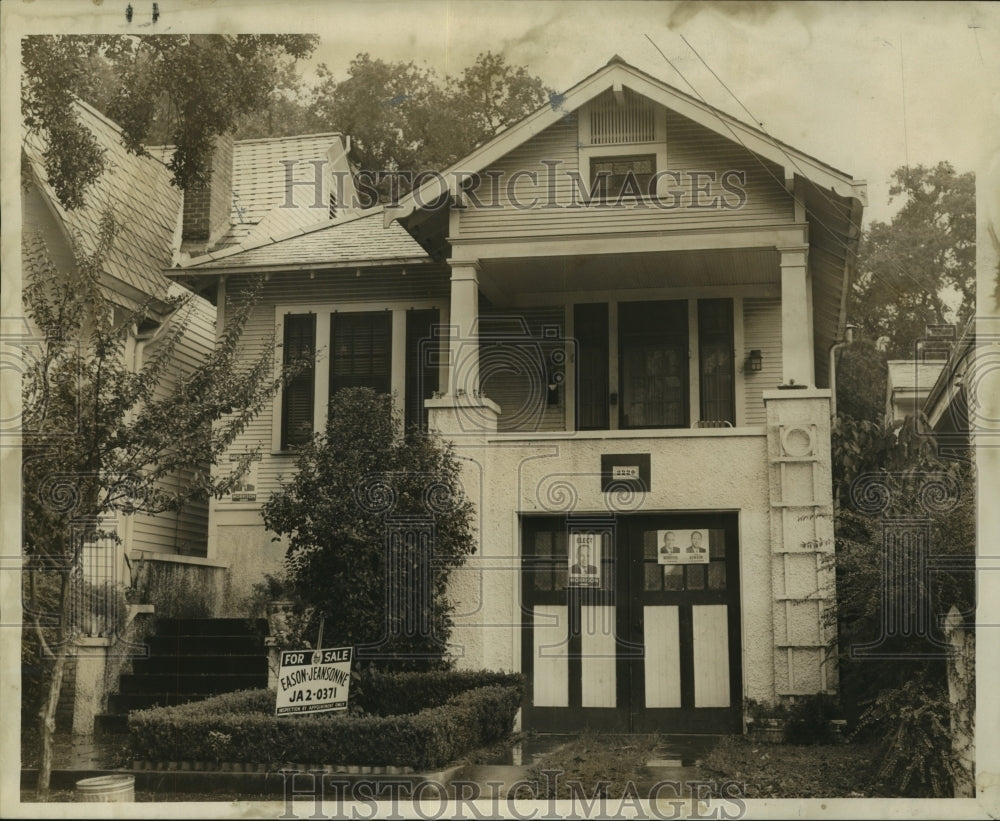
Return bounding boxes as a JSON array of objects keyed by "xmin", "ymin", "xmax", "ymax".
[
  {"xmin": 128, "ymin": 674, "xmax": 524, "ymax": 771},
  {"xmin": 357, "ymin": 669, "xmax": 524, "ymax": 715}
]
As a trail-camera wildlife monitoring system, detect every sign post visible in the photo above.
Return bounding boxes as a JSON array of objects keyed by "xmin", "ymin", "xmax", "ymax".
[{"xmin": 275, "ymin": 646, "xmax": 353, "ymax": 716}]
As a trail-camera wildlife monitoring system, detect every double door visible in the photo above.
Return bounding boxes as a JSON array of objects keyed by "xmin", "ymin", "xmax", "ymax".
[{"xmin": 521, "ymin": 513, "xmax": 741, "ymax": 733}]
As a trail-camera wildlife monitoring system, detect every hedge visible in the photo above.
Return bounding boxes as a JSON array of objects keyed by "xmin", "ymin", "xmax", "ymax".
[
  {"xmin": 356, "ymin": 669, "xmax": 524, "ymax": 715},
  {"xmin": 127, "ymin": 675, "xmax": 524, "ymax": 771}
]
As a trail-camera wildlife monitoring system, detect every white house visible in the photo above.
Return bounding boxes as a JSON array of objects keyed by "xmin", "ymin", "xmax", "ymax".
[{"xmin": 170, "ymin": 57, "xmax": 867, "ymax": 733}]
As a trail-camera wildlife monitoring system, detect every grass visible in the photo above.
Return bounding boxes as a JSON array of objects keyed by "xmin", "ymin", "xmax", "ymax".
[
  {"xmin": 523, "ymin": 732, "xmax": 664, "ymax": 800},
  {"xmin": 695, "ymin": 735, "xmax": 891, "ymax": 798}
]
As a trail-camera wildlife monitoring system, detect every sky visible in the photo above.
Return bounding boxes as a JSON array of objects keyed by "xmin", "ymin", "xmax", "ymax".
[{"xmin": 4, "ymin": 0, "xmax": 998, "ymax": 227}]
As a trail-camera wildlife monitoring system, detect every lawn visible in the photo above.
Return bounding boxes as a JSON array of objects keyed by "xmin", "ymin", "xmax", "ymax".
[{"xmin": 695, "ymin": 735, "xmax": 891, "ymax": 798}]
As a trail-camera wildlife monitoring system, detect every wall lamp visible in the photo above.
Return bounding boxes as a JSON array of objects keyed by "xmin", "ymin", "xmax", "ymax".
[{"xmin": 747, "ymin": 349, "xmax": 763, "ymax": 373}]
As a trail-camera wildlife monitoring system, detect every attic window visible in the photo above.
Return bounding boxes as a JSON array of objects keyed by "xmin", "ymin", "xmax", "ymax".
[
  {"xmin": 591, "ymin": 154, "xmax": 656, "ymax": 200},
  {"xmin": 590, "ymin": 89, "xmax": 656, "ymax": 145}
]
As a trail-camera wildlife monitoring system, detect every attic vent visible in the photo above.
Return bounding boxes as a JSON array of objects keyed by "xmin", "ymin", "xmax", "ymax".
[{"xmin": 590, "ymin": 89, "xmax": 656, "ymax": 145}]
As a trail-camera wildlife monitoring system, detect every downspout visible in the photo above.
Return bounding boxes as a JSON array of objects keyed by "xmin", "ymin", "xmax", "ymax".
[{"xmin": 828, "ymin": 325, "xmax": 855, "ymax": 418}]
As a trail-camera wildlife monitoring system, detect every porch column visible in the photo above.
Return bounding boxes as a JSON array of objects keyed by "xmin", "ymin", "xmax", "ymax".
[
  {"xmin": 779, "ymin": 246, "xmax": 814, "ymax": 387},
  {"xmin": 448, "ymin": 261, "xmax": 481, "ymax": 397}
]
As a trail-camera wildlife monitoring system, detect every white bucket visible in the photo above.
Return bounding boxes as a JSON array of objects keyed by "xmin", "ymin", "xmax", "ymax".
[{"xmin": 75, "ymin": 774, "xmax": 135, "ymax": 802}]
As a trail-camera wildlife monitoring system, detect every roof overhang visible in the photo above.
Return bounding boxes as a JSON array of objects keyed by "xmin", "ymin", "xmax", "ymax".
[{"xmin": 385, "ymin": 57, "xmax": 867, "ymax": 228}]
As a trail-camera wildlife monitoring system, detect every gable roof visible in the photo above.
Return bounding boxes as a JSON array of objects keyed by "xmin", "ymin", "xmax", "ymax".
[
  {"xmin": 23, "ymin": 100, "xmax": 181, "ymax": 303},
  {"xmin": 144, "ymin": 132, "xmax": 352, "ymax": 248},
  {"xmin": 386, "ymin": 55, "xmax": 867, "ymax": 227},
  {"xmin": 180, "ymin": 208, "xmax": 429, "ymax": 273}
]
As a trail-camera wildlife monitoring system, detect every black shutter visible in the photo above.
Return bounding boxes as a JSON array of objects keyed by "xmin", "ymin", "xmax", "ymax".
[
  {"xmin": 574, "ymin": 303, "xmax": 609, "ymax": 430},
  {"xmin": 405, "ymin": 309, "xmax": 440, "ymax": 433},
  {"xmin": 698, "ymin": 299, "xmax": 735, "ymax": 425},
  {"xmin": 281, "ymin": 313, "xmax": 316, "ymax": 449}
]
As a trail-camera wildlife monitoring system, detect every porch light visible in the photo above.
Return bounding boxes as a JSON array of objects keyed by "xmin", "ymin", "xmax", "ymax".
[{"xmin": 747, "ymin": 350, "xmax": 763, "ymax": 372}]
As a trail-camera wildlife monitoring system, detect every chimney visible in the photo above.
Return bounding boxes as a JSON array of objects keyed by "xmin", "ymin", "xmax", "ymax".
[{"xmin": 182, "ymin": 132, "xmax": 234, "ymax": 249}]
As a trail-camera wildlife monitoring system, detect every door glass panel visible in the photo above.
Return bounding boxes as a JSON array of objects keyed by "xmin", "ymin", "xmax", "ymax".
[
  {"xmin": 662, "ymin": 565, "xmax": 684, "ymax": 591},
  {"xmin": 707, "ymin": 562, "xmax": 727, "ymax": 590},
  {"xmin": 686, "ymin": 565, "xmax": 705, "ymax": 589}
]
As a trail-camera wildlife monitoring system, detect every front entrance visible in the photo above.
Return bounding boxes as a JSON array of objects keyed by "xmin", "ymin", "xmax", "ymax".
[{"xmin": 521, "ymin": 513, "xmax": 741, "ymax": 733}]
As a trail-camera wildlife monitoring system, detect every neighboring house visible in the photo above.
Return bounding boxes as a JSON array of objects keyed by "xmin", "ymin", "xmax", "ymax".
[
  {"xmin": 886, "ymin": 360, "xmax": 947, "ymax": 424},
  {"xmin": 921, "ymin": 318, "xmax": 976, "ymax": 451},
  {"xmin": 21, "ymin": 100, "xmax": 217, "ymax": 731},
  {"xmin": 169, "ymin": 56, "xmax": 867, "ymax": 735}
]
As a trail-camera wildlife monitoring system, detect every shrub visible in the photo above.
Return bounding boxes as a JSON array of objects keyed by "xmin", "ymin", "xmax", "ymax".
[
  {"xmin": 356, "ymin": 669, "xmax": 524, "ymax": 715},
  {"xmin": 128, "ymin": 674, "xmax": 524, "ymax": 770},
  {"xmin": 784, "ymin": 694, "xmax": 841, "ymax": 745}
]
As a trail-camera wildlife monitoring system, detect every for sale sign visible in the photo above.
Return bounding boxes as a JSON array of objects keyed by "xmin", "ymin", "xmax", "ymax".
[{"xmin": 275, "ymin": 647, "xmax": 353, "ymax": 715}]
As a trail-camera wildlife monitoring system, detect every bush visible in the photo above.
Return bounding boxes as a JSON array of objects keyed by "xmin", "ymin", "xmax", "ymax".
[
  {"xmin": 784, "ymin": 694, "xmax": 841, "ymax": 745},
  {"xmin": 128, "ymin": 674, "xmax": 524, "ymax": 770},
  {"xmin": 357, "ymin": 669, "xmax": 524, "ymax": 715}
]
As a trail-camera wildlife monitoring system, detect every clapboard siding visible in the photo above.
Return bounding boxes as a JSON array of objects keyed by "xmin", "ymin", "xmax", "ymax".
[
  {"xmin": 219, "ymin": 269, "xmax": 451, "ymax": 499},
  {"xmin": 131, "ymin": 285, "xmax": 215, "ymax": 555},
  {"xmin": 457, "ymin": 105, "xmax": 793, "ymax": 239},
  {"xmin": 479, "ymin": 304, "xmax": 566, "ymax": 433},
  {"xmin": 742, "ymin": 297, "xmax": 782, "ymax": 425}
]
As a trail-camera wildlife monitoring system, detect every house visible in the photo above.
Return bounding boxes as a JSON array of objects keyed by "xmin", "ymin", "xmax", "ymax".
[
  {"xmin": 886, "ymin": 360, "xmax": 947, "ymax": 424},
  {"xmin": 21, "ymin": 100, "xmax": 218, "ymax": 731},
  {"xmin": 170, "ymin": 56, "xmax": 866, "ymax": 734}
]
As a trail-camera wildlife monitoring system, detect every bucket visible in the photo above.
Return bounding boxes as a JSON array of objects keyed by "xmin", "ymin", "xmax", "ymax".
[{"xmin": 75, "ymin": 774, "xmax": 135, "ymax": 802}]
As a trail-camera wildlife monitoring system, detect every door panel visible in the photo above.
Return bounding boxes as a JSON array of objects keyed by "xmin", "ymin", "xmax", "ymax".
[
  {"xmin": 642, "ymin": 606, "xmax": 682, "ymax": 707},
  {"xmin": 521, "ymin": 513, "xmax": 741, "ymax": 733},
  {"xmin": 533, "ymin": 605, "xmax": 569, "ymax": 707},
  {"xmin": 692, "ymin": 604, "xmax": 731, "ymax": 707}
]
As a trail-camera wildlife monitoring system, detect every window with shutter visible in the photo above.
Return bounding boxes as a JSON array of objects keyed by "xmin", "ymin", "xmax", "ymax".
[
  {"xmin": 330, "ymin": 311, "xmax": 392, "ymax": 397},
  {"xmin": 281, "ymin": 313, "xmax": 316, "ymax": 449}
]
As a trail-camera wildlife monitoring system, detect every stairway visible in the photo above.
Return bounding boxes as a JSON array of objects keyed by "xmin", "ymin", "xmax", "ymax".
[{"xmin": 96, "ymin": 617, "xmax": 268, "ymax": 734}]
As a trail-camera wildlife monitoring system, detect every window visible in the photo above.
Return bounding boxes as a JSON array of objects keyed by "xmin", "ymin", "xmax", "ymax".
[
  {"xmin": 590, "ymin": 154, "xmax": 656, "ymax": 200},
  {"xmin": 698, "ymin": 299, "xmax": 735, "ymax": 425},
  {"xmin": 281, "ymin": 313, "xmax": 316, "ymax": 449},
  {"xmin": 330, "ymin": 311, "xmax": 391, "ymax": 396},
  {"xmin": 619, "ymin": 301, "xmax": 688, "ymax": 429}
]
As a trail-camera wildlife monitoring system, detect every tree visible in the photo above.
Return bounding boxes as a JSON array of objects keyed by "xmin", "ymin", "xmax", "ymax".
[
  {"xmin": 21, "ymin": 34, "xmax": 318, "ymax": 210},
  {"xmin": 307, "ymin": 51, "xmax": 550, "ymax": 200},
  {"xmin": 830, "ymin": 413, "xmax": 975, "ymax": 795},
  {"xmin": 261, "ymin": 388, "xmax": 476, "ymax": 670},
  {"xmin": 835, "ymin": 339, "xmax": 889, "ymax": 424},
  {"xmin": 21, "ymin": 212, "xmax": 299, "ymax": 796},
  {"xmin": 850, "ymin": 162, "xmax": 975, "ymax": 359}
]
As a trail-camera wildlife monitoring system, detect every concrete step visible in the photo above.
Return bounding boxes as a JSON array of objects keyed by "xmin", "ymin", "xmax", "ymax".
[
  {"xmin": 133, "ymin": 653, "xmax": 267, "ymax": 676},
  {"xmin": 118, "ymin": 672, "xmax": 266, "ymax": 695}
]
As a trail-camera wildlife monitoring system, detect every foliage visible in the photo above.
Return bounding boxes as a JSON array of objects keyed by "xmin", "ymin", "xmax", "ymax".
[
  {"xmin": 307, "ymin": 51, "xmax": 550, "ymax": 200},
  {"xmin": 852, "ymin": 673, "xmax": 964, "ymax": 797},
  {"xmin": 357, "ymin": 669, "xmax": 524, "ymax": 716},
  {"xmin": 835, "ymin": 340, "xmax": 888, "ymax": 424},
  {"xmin": 261, "ymin": 388, "xmax": 477, "ymax": 670},
  {"xmin": 127, "ymin": 683, "xmax": 522, "ymax": 770},
  {"xmin": 850, "ymin": 162, "xmax": 975, "ymax": 359},
  {"xmin": 21, "ymin": 211, "xmax": 300, "ymax": 794},
  {"xmin": 830, "ymin": 411, "xmax": 975, "ymax": 796},
  {"xmin": 21, "ymin": 34, "xmax": 318, "ymax": 209},
  {"xmin": 783, "ymin": 694, "xmax": 842, "ymax": 745},
  {"xmin": 697, "ymin": 735, "xmax": 886, "ymax": 798}
]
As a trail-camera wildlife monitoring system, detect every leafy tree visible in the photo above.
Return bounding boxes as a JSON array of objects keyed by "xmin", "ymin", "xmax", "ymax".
[
  {"xmin": 21, "ymin": 34, "xmax": 318, "ymax": 210},
  {"xmin": 307, "ymin": 51, "xmax": 550, "ymax": 200},
  {"xmin": 830, "ymin": 413, "xmax": 975, "ymax": 795},
  {"xmin": 850, "ymin": 162, "xmax": 975, "ymax": 359},
  {"xmin": 835, "ymin": 339, "xmax": 889, "ymax": 424},
  {"xmin": 261, "ymin": 388, "xmax": 476, "ymax": 670},
  {"xmin": 21, "ymin": 212, "xmax": 298, "ymax": 796}
]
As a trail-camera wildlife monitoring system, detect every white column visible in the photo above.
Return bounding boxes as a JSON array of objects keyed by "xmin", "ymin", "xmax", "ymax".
[
  {"xmin": 448, "ymin": 262, "xmax": 481, "ymax": 397},
  {"xmin": 779, "ymin": 246, "xmax": 814, "ymax": 387}
]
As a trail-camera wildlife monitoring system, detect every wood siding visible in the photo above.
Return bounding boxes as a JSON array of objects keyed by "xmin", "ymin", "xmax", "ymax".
[
  {"xmin": 742, "ymin": 297, "xmax": 782, "ymax": 425},
  {"xmin": 221, "ymin": 270, "xmax": 451, "ymax": 500},
  {"xmin": 131, "ymin": 287, "xmax": 216, "ymax": 555},
  {"xmin": 456, "ymin": 107, "xmax": 793, "ymax": 240}
]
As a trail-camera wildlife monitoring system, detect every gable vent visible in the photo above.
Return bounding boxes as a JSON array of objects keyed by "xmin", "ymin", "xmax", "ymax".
[{"xmin": 590, "ymin": 89, "xmax": 656, "ymax": 145}]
